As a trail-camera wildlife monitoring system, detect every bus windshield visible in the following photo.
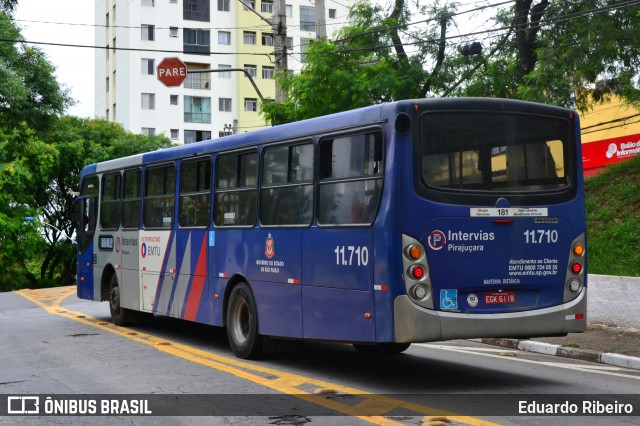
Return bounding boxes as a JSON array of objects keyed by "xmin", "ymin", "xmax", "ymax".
[{"xmin": 420, "ymin": 112, "xmax": 572, "ymax": 193}]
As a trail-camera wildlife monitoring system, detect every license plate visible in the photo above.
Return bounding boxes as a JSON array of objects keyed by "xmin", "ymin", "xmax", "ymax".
[{"xmin": 484, "ymin": 291, "xmax": 516, "ymax": 304}]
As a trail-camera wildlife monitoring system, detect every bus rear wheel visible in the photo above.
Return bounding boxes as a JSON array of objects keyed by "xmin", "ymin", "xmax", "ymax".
[
  {"xmin": 226, "ymin": 282, "xmax": 263, "ymax": 359},
  {"xmin": 109, "ymin": 275, "xmax": 132, "ymax": 326},
  {"xmin": 353, "ymin": 342, "xmax": 411, "ymax": 354}
]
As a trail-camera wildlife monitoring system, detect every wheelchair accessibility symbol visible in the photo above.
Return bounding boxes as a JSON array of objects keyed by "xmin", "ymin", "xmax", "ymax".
[{"xmin": 440, "ymin": 289, "xmax": 458, "ymax": 310}]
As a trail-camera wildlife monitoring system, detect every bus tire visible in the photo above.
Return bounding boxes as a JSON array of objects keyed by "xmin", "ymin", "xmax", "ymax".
[
  {"xmin": 109, "ymin": 274, "xmax": 132, "ymax": 326},
  {"xmin": 226, "ymin": 282, "xmax": 263, "ymax": 359},
  {"xmin": 353, "ymin": 342, "xmax": 411, "ymax": 354}
]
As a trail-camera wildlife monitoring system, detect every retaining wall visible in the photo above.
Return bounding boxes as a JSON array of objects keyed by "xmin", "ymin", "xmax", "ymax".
[{"xmin": 588, "ymin": 274, "xmax": 640, "ymax": 329}]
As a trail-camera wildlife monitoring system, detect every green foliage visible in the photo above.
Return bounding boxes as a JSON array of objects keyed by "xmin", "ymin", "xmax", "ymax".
[
  {"xmin": 0, "ymin": 12, "xmax": 72, "ymax": 130},
  {"xmin": 585, "ymin": 156, "xmax": 640, "ymax": 276}
]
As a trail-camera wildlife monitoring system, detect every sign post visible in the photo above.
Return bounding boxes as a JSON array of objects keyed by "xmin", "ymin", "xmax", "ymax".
[{"xmin": 157, "ymin": 57, "xmax": 188, "ymax": 87}]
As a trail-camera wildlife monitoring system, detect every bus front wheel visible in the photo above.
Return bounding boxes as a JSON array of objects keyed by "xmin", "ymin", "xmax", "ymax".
[
  {"xmin": 109, "ymin": 275, "xmax": 132, "ymax": 326},
  {"xmin": 226, "ymin": 282, "xmax": 263, "ymax": 359}
]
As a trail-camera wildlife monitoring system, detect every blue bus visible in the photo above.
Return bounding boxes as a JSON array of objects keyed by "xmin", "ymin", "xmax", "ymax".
[{"xmin": 76, "ymin": 98, "xmax": 587, "ymax": 358}]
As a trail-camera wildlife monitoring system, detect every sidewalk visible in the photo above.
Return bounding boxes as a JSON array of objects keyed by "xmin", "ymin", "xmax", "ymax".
[{"xmin": 482, "ymin": 324, "xmax": 640, "ymax": 370}]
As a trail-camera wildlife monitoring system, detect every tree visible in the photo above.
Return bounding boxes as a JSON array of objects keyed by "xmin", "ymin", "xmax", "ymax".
[
  {"xmin": 33, "ymin": 117, "xmax": 174, "ymax": 285},
  {"xmin": 262, "ymin": 1, "xmax": 456, "ymax": 124},
  {"xmin": 0, "ymin": 11, "xmax": 72, "ymax": 130}
]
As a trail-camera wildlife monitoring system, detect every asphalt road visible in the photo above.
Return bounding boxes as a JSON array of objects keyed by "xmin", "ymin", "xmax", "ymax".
[{"xmin": 1, "ymin": 287, "xmax": 639, "ymax": 426}]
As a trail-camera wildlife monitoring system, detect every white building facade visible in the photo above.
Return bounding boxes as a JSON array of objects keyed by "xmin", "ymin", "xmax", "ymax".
[{"xmin": 95, "ymin": 0, "xmax": 351, "ymax": 144}]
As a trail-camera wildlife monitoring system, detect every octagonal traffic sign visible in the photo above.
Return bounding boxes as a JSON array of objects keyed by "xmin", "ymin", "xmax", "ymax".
[{"xmin": 157, "ymin": 57, "xmax": 188, "ymax": 87}]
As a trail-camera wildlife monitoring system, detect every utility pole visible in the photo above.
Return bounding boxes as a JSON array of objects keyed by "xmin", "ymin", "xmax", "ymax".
[
  {"xmin": 273, "ymin": 0, "xmax": 288, "ymax": 103},
  {"xmin": 315, "ymin": 0, "xmax": 327, "ymax": 39}
]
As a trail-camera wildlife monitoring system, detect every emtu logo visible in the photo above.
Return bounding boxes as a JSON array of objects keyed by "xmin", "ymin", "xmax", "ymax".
[
  {"xmin": 428, "ymin": 230, "xmax": 447, "ymax": 251},
  {"xmin": 141, "ymin": 243, "xmax": 147, "ymax": 258}
]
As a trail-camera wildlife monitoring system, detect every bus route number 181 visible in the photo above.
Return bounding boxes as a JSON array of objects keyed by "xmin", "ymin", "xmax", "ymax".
[{"xmin": 334, "ymin": 245, "xmax": 369, "ymax": 266}]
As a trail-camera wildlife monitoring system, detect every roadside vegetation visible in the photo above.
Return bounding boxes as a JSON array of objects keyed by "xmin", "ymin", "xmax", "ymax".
[{"xmin": 585, "ymin": 155, "xmax": 640, "ymax": 276}]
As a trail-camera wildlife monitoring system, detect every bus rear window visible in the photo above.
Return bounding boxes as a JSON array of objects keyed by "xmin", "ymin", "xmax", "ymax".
[{"xmin": 420, "ymin": 112, "xmax": 571, "ymax": 193}]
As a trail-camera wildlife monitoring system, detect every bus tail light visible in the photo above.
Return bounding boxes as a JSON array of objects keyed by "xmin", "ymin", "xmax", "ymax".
[
  {"xmin": 563, "ymin": 233, "xmax": 586, "ymax": 303},
  {"xmin": 402, "ymin": 234, "xmax": 433, "ymax": 309},
  {"xmin": 570, "ymin": 262, "xmax": 582, "ymax": 274}
]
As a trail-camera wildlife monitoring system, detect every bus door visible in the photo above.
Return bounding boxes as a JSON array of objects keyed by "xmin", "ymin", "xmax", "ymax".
[
  {"xmin": 77, "ymin": 176, "xmax": 99, "ymax": 300},
  {"xmin": 301, "ymin": 131, "xmax": 383, "ymax": 342},
  {"xmin": 120, "ymin": 169, "xmax": 142, "ymax": 311}
]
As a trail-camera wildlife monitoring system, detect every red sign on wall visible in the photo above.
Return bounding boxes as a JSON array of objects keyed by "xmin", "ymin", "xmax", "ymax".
[
  {"xmin": 157, "ymin": 57, "xmax": 188, "ymax": 87},
  {"xmin": 582, "ymin": 133, "xmax": 640, "ymax": 173}
]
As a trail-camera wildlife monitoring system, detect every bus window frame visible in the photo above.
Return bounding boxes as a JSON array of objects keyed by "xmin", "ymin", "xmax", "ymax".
[
  {"xmin": 316, "ymin": 127, "xmax": 385, "ymax": 228},
  {"xmin": 143, "ymin": 162, "xmax": 177, "ymax": 230},
  {"xmin": 121, "ymin": 168, "xmax": 142, "ymax": 230},
  {"xmin": 259, "ymin": 139, "xmax": 315, "ymax": 228},
  {"xmin": 100, "ymin": 172, "xmax": 122, "ymax": 231},
  {"xmin": 213, "ymin": 148, "xmax": 259, "ymax": 229},
  {"xmin": 78, "ymin": 175, "xmax": 100, "ymax": 254},
  {"xmin": 178, "ymin": 156, "xmax": 212, "ymax": 229},
  {"xmin": 413, "ymin": 108, "xmax": 578, "ymax": 207}
]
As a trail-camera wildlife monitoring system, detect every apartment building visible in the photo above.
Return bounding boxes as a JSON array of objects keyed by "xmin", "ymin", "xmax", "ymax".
[{"xmin": 95, "ymin": 0, "xmax": 350, "ymax": 144}]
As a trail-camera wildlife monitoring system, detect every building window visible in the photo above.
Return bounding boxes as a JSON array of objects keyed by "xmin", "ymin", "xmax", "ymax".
[
  {"xmin": 285, "ymin": 4, "xmax": 292, "ymax": 17},
  {"xmin": 286, "ymin": 37, "xmax": 293, "ymax": 50},
  {"xmin": 262, "ymin": 66, "xmax": 274, "ymax": 79},
  {"xmin": 170, "ymin": 95, "xmax": 179, "ymax": 105},
  {"xmin": 141, "ymin": 127, "xmax": 156, "ymax": 136},
  {"xmin": 184, "ymin": 28, "xmax": 210, "ymax": 54},
  {"xmin": 244, "ymin": 65, "xmax": 257, "ymax": 78},
  {"xmin": 113, "ymin": 103, "xmax": 116, "ymax": 121},
  {"xmin": 218, "ymin": 0, "xmax": 230, "ymax": 11},
  {"xmin": 141, "ymin": 0, "xmax": 155, "ymax": 6},
  {"xmin": 300, "ymin": 6, "xmax": 315, "ymax": 32},
  {"xmin": 261, "ymin": 33, "xmax": 274, "ymax": 46},
  {"xmin": 218, "ymin": 31, "xmax": 231, "ymax": 45},
  {"xmin": 184, "ymin": 96, "xmax": 211, "ymax": 123},
  {"xmin": 141, "ymin": 24, "xmax": 155, "ymax": 41},
  {"xmin": 170, "ymin": 27, "xmax": 179, "ymax": 37},
  {"xmin": 301, "ymin": 38, "xmax": 311, "ymax": 62},
  {"xmin": 244, "ymin": 98, "xmax": 257, "ymax": 112},
  {"xmin": 243, "ymin": 31, "xmax": 256, "ymax": 45},
  {"xmin": 261, "ymin": 0, "xmax": 273, "ymax": 13},
  {"xmin": 184, "ymin": 0, "xmax": 210, "ymax": 21},
  {"xmin": 184, "ymin": 130, "xmax": 211, "ymax": 144},
  {"xmin": 218, "ymin": 64, "xmax": 231, "ymax": 78},
  {"xmin": 243, "ymin": 0, "xmax": 255, "ymax": 10},
  {"xmin": 106, "ymin": 77, "xmax": 109, "ymax": 92},
  {"xmin": 328, "ymin": 8, "xmax": 336, "ymax": 19},
  {"xmin": 141, "ymin": 58, "xmax": 154, "ymax": 75},
  {"xmin": 142, "ymin": 93, "xmax": 155, "ymax": 110},
  {"xmin": 185, "ymin": 64, "xmax": 211, "ymax": 90},
  {"xmin": 170, "ymin": 129, "xmax": 179, "ymax": 139},
  {"xmin": 219, "ymin": 98, "xmax": 232, "ymax": 112}
]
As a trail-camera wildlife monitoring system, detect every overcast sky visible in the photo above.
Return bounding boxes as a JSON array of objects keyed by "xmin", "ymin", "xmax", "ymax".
[{"xmin": 15, "ymin": 1, "xmax": 95, "ymax": 118}]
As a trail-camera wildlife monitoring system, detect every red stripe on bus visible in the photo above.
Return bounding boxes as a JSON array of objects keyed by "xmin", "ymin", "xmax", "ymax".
[{"xmin": 184, "ymin": 237, "xmax": 207, "ymax": 321}]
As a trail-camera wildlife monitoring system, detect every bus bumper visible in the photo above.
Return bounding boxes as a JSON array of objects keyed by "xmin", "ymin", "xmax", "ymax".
[{"xmin": 393, "ymin": 288, "xmax": 587, "ymax": 343}]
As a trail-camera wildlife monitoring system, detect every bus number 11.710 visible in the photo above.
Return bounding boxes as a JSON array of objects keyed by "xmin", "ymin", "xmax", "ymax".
[
  {"xmin": 335, "ymin": 246, "xmax": 369, "ymax": 266},
  {"xmin": 524, "ymin": 229, "xmax": 559, "ymax": 244}
]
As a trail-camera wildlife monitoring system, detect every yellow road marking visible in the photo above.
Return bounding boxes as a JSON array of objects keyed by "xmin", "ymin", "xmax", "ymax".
[{"xmin": 16, "ymin": 287, "xmax": 501, "ymax": 426}]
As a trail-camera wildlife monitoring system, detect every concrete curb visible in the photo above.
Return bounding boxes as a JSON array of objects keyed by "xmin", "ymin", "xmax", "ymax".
[{"xmin": 482, "ymin": 338, "xmax": 640, "ymax": 370}]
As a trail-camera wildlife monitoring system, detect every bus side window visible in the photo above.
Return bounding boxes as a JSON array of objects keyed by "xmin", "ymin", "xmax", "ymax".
[
  {"xmin": 144, "ymin": 164, "xmax": 176, "ymax": 228},
  {"xmin": 122, "ymin": 169, "xmax": 141, "ymax": 229},
  {"xmin": 100, "ymin": 173, "xmax": 121, "ymax": 230},
  {"xmin": 179, "ymin": 158, "xmax": 211, "ymax": 228},
  {"xmin": 260, "ymin": 143, "xmax": 313, "ymax": 226},
  {"xmin": 318, "ymin": 132, "xmax": 383, "ymax": 225},
  {"xmin": 214, "ymin": 151, "xmax": 257, "ymax": 227}
]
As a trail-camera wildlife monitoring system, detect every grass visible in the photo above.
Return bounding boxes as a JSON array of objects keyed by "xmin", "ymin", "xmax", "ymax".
[
  {"xmin": 585, "ymin": 155, "xmax": 640, "ymax": 277},
  {"xmin": 562, "ymin": 343, "xmax": 580, "ymax": 348}
]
